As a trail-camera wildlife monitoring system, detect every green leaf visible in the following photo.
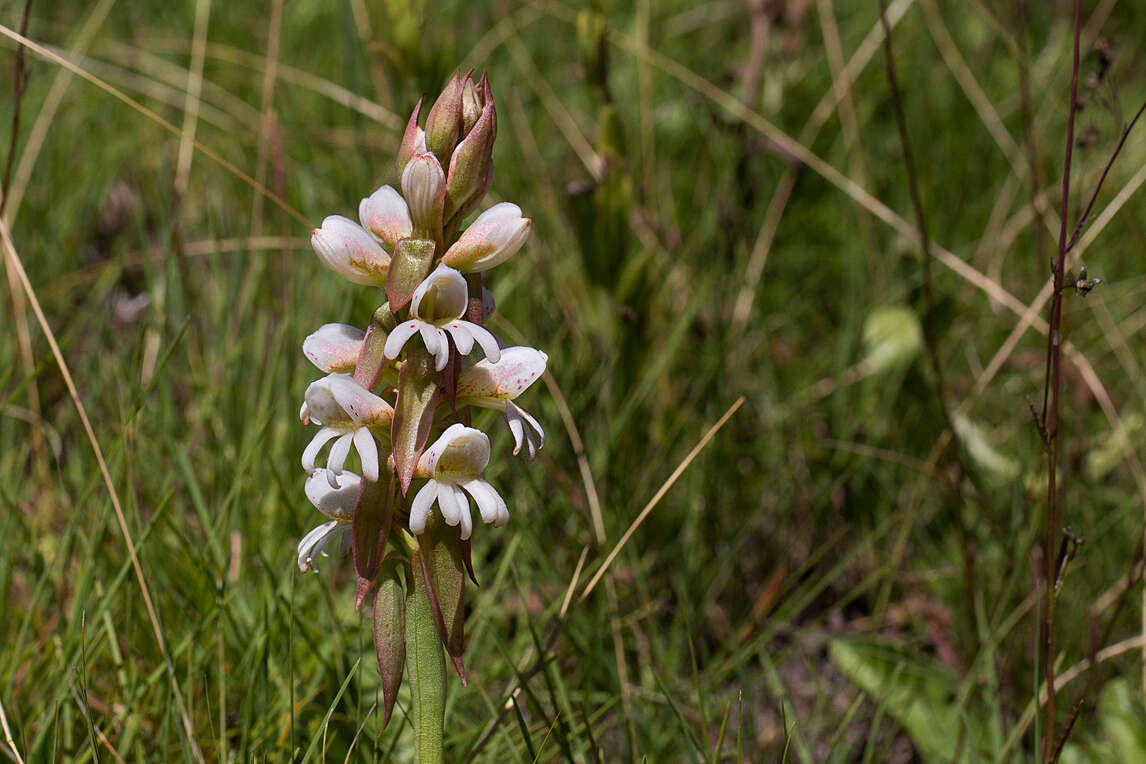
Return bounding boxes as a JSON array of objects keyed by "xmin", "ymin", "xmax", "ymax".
[
  {"xmin": 391, "ymin": 345, "xmax": 440, "ymax": 493},
  {"xmin": 419, "ymin": 513, "xmax": 467, "ymax": 682},
  {"xmin": 352, "ymin": 472, "xmax": 393, "ymax": 601},
  {"xmin": 829, "ymin": 638, "xmax": 991, "ymax": 762},
  {"xmin": 387, "ymin": 236, "xmax": 436, "ymax": 310},
  {"xmin": 373, "ymin": 561, "xmax": 406, "ymax": 732}
]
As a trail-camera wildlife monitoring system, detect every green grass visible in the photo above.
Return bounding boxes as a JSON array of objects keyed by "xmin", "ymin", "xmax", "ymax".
[{"xmin": 3, "ymin": 0, "xmax": 1146, "ymax": 760}]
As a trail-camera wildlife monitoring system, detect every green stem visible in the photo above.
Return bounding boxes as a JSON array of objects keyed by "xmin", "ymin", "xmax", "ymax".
[{"xmin": 407, "ymin": 550, "xmax": 446, "ymax": 764}]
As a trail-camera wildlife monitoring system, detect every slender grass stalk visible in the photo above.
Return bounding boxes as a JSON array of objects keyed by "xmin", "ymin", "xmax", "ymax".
[{"xmin": 1041, "ymin": 1, "xmax": 1082, "ymax": 759}]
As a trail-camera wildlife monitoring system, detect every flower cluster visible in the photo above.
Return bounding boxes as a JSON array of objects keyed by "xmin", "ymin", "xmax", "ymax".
[{"xmin": 294, "ymin": 72, "xmax": 547, "ymax": 728}]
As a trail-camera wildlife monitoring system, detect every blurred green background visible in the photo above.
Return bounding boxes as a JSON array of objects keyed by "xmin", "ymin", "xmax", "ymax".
[{"xmin": 3, "ymin": 0, "xmax": 1146, "ymax": 760}]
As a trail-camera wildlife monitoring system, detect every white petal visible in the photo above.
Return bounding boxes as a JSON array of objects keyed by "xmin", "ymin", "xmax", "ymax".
[
  {"xmin": 409, "ymin": 481, "xmax": 438, "ymax": 535},
  {"xmin": 301, "ymin": 427, "xmax": 340, "ymax": 473},
  {"xmin": 327, "ymin": 433, "xmax": 354, "ymax": 486},
  {"xmin": 297, "ymin": 520, "xmax": 341, "ymax": 572},
  {"xmin": 417, "ymin": 322, "xmax": 442, "ymax": 360},
  {"xmin": 444, "ymin": 323, "xmax": 475, "ymax": 357},
  {"xmin": 354, "ymin": 427, "xmax": 380, "ymax": 482},
  {"xmin": 305, "ymin": 470, "xmax": 361, "ymax": 519},
  {"xmin": 441, "ymin": 202, "xmax": 531, "ymax": 273},
  {"xmin": 506, "ymin": 401, "xmax": 545, "ymax": 459},
  {"xmin": 461, "ymin": 478, "xmax": 507, "ymax": 528},
  {"xmin": 358, "ymin": 184, "xmax": 412, "ymax": 251},
  {"xmin": 437, "ymin": 484, "xmax": 469, "ymax": 539},
  {"xmin": 384, "ymin": 320, "xmax": 421, "ymax": 360},
  {"xmin": 464, "ymin": 322, "xmax": 501, "ymax": 364},
  {"xmin": 311, "ymin": 215, "xmax": 390, "ymax": 286},
  {"xmin": 303, "ymin": 323, "xmax": 365, "ymax": 373}
]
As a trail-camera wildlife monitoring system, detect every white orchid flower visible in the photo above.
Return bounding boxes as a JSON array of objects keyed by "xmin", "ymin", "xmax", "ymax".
[
  {"xmin": 300, "ymin": 373, "xmax": 393, "ymax": 486},
  {"xmin": 311, "ymin": 215, "xmax": 392, "ymax": 286},
  {"xmin": 297, "ymin": 469, "xmax": 359, "ymax": 572},
  {"xmin": 409, "ymin": 423, "xmax": 508, "ymax": 540},
  {"xmin": 382, "ymin": 264, "xmax": 501, "ymax": 371},
  {"xmin": 441, "ymin": 203, "xmax": 531, "ymax": 273},
  {"xmin": 456, "ymin": 347, "xmax": 547, "ymax": 459},
  {"xmin": 303, "ymin": 323, "xmax": 365, "ymax": 373}
]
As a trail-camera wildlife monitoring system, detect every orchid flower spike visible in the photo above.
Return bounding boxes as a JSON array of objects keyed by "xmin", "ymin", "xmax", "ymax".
[
  {"xmin": 441, "ymin": 203, "xmax": 531, "ymax": 273},
  {"xmin": 303, "ymin": 323, "xmax": 365, "ymax": 373},
  {"xmin": 297, "ymin": 470, "xmax": 359, "ymax": 572},
  {"xmin": 300, "ymin": 374, "xmax": 393, "ymax": 486},
  {"xmin": 383, "ymin": 264, "xmax": 501, "ymax": 371},
  {"xmin": 457, "ymin": 347, "xmax": 547, "ymax": 459},
  {"xmin": 409, "ymin": 423, "xmax": 508, "ymax": 540}
]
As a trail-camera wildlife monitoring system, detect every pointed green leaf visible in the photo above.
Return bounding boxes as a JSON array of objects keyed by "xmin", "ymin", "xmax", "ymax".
[
  {"xmin": 386, "ymin": 236, "xmax": 436, "ymax": 311},
  {"xmin": 373, "ymin": 562, "xmax": 406, "ymax": 732},
  {"xmin": 420, "ymin": 513, "xmax": 466, "ymax": 682},
  {"xmin": 391, "ymin": 345, "xmax": 439, "ymax": 493},
  {"xmin": 352, "ymin": 472, "xmax": 393, "ymax": 604}
]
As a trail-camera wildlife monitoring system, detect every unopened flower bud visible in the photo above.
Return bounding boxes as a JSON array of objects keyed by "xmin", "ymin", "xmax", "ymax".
[
  {"xmin": 396, "ymin": 96, "xmax": 427, "ymax": 177},
  {"xmin": 444, "ymin": 87, "xmax": 496, "ymax": 224},
  {"xmin": 401, "ymin": 153, "xmax": 446, "ymax": 240},
  {"xmin": 425, "ymin": 73, "xmax": 465, "ymax": 163}
]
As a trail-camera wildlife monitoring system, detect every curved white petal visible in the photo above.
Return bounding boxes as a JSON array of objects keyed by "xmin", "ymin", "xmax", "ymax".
[
  {"xmin": 311, "ymin": 215, "xmax": 390, "ymax": 286},
  {"xmin": 327, "ymin": 374, "xmax": 393, "ymax": 425},
  {"xmin": 297, "ymin": 520, "xmax": 342, "ymax": 572},
  {"xmin": 506, "ymin": 401, "xmax": 545, "ymax": 459},
  {"xmin": 305, "ymin": 470, "xmax": 361, "ymax": 518},
  {"xmin": 441, "ymin": 203, "xmax": 531, "ymax": 273},
  {"xmin": 303, "ymin": 323, "xmax": 365, "ymax": 373},
  {"xmin": 464, "ymin": 322, "xmax": 501, "ymax": 364},
  {"xmin": 354, "ymin": 427, "xmax": 380, "ymax": 482},
  {"xmin": 444, "ymin": 323, "xmax": 475, "ymax": 357},
  {"xmin": 327, "ymin": 433, "xmax": 354, "ymax": 486},
  {"xmin": 384, "ymin": 320, "xmax": 421, "ymax": 360},
  {"xmin": 417, "ymin": 322, "xmax": 442, "ymax": 360},
  {"xmin": 358, "ymin": 184, "xmax": 412, "ymax": 251},
  {"xmin": 461, "ymin": 478, "xmax": 507, "ymax": 528},
  {"xmin": 437, "ymin": 483, "xmax": 465, "ymax": 533},
  {"xmin": 302, "ymin": 427, "xmax": 340, "ymax": 473},
  {"xmin": 409, "ymin": 481, "xmax": 438, "ymax": 535}
]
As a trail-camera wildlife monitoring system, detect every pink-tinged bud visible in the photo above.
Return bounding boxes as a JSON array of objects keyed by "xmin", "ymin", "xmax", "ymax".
[
  {"xmin": 425, "ymin": 73, "xmax": 465, "ymax": 163},
  {"xmin": 401, "ymin": 153, "xmax": 446, "ymax": 241},
  {"xmin": 395, "ymin": 96, "xmax": 427, "ymax": 177},
  {"xmin": 303, "ymin": 323, "xmax": 365, "ymax": 373},
  {"xmin": 310, "ymin": 216, "xmax": 390, "ymax": 286},
  {"xmin": 441, "ymin": 203, "xmax": 530, "ymax": 273},
  {"xmin": 358, "ymin": 185, "xmax": 412, "ymax": 252},
  {"xmin": 444, "ymin": 92, "xmax": 496, "ymax": 224}
]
